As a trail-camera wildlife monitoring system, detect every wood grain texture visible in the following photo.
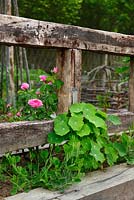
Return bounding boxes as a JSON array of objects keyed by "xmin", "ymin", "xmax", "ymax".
[
  {"xmin": 56, "ymin": 49, "xmax": 82, "ymax": 113},
  {"xmin": 4, "ymin": 164, "xmax": 134, "ymax": 200},
  {"xmin": 108, "ymin": 111, "xmax": 134, "ymax": 133},
  {"xmin": 0, "ymin": 111, "xmax": 134, "ymax": 154},
  {"xmin": 1, "ymin": 14, "xmax": 134, "ymax": 55},
  {"xmin": 129, "ymin": 57, "xmax": 134, "ymax": 112},
  {"xmin": 0, "ymin": 120, "xmax": 53, "ymax": 154}
]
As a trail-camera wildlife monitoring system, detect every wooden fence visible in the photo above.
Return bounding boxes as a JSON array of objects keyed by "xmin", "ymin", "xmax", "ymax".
[{"xmin": 0, "ymin": 14, "xmax": 134, "ymax": 154}]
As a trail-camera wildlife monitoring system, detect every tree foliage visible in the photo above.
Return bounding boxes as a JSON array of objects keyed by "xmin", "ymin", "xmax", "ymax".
[
  {"xmin": 18, "ymin": 0, "xmax": 82, "ymax": 24},
  {"xmin": 79, "ymin": 0, "xmax": 134, "ymax": 34},
  {"xmin": 18, "ymin": 0, "xmax": 134, "ymax": 34}
]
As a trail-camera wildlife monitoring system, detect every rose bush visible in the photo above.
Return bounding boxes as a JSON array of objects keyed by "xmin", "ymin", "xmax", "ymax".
[{"xmin": 0, "ymin": 67, "xmax": 63, "ymax": 122}]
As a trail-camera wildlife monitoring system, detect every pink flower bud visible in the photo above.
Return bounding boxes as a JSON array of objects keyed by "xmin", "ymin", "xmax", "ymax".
[
  {"xmin": 16, "ymin": 112, "xmax": 21, "ymax": 117},
  {"xmin": 28, "ymin": 99, "xmax": 43, "ymax": 108},
  {"xmin": 39, "ymin": 75, "xmax": 47, "ymax": 82},
  {"xmin": 7, "ymin": 103, "xmax": 12, "ymax": 108},
  {"xmin": 7, "ymin": 112, "xmax": 12, "ymax": 117},
  {"xmin": 52, "ymin": 67, "xmax": 58, "ymax": 74},
  {"xmin": 36, "ymin": 91, "xmax": 41, "ymax": 95},
  {"xmin": 48, "ymin": 82, "xmax": 52, "ymax": 85},
  {"xmin": 21, "ymin": 83, "xmax": 29, "ymax": 90}
]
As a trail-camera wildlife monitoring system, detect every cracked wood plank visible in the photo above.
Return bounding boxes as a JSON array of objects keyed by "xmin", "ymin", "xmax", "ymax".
[
  {"xmin": 0, "ymin": 111, "xmax": 134, "ymax": 155},
  {"xmin": 56, "ymin": 49, "xmax": 82, "ymax": 113},
  {"xmin": 0, "ymin": 120, "xmax": 53, "ymax": 154},
  {"xmin": 0, "ymin": 14, "xmax": 134, "ymax": 55}
]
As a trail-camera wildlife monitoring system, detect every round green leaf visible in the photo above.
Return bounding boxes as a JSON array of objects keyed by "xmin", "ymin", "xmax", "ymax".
[
  {"xmin": 71, "ymin": 112, "xmax": 83, "ymax": 117},
  {"xmin": 104, "ymin": 144, "xmax": 119, "ymax": 166},
  {"xmin": 48, "ymin": 131, "xmax": 67, "ymax": 144},
  {"xmin": 107, "ymin": 114, "xmax": 121, "ymax": 125},
  {"xmin": 69, "ymin": 103, "xmax": 84, "ymax": 113},
  {"xmin": 81, "ymin": 137, "xmax": 91, "ymax": 152},
  {"xmin": 113, "ymin": 142, "xmax": 127, "ymax": 157},
  {"xmin": 96, "ymin": 109, "xmax": 107, "ymax": 119},
  {"xmin": 54, "ymin": 121, "xmax": 70, "ymax": 136},
  {"xmin": 68, "ymin": 115, "xmax": 84, "ymax": 131},
  {"xmin": 83, "ymin": 103, "xmax": 96, "ymax": 116},
  {"xmin": 86, "ymin": 114, "xmax": 107, "ymax": 130},
  {"xmin": 90, "ymin": 140, "xmax": 105, "ymax": 163},
  {"xmin": 77, "ymin": 124, "xmax": 91, "ymax": 137},
  {"xmin": 54, "ymin": 113, "xmax": 68, "ymax": 124},
  {"xmin": 54, "ymin": 114, "xmax": 70, "ymax": 136}
]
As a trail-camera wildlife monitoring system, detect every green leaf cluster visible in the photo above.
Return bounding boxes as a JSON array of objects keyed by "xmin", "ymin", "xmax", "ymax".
[{"xmin": 48, "ymin": 103, "xmax": 133, "ymax": 172}]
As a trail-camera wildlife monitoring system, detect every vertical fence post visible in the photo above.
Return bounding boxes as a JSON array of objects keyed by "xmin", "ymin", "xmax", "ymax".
[
  {"xmin": 128, "ymin": 56, "xmax": 134, "ymax": 112},
  {"xmin": 56, "ymin": 48, "xmax": 82, "ymax": 113},
  {"xmin": 5, "ymin": 0, "xmax": 16, "ymax": 106}
]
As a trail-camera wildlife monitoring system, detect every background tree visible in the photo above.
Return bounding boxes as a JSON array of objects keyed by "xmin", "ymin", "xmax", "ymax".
[
  {"xmin": 18, "ymin": 0, "xmax": 134, "ymax": 34},
  {"xmin": 79, "ymin": 0, "xmax": 134, "ymax": 34},
  {"xmin": 18, "ymin": 0, "xmax": 83, "ymax": 25}
]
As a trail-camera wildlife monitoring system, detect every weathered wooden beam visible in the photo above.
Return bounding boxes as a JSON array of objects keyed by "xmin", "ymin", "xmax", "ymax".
[
  {"xmin": 56, "ymin": 49, "xmax": 82, "ymax": 113},
  {"xmin": 108, "ymin": 110, "xmax": 134, "ymax": 133},
  {"xmin": 0, "ymin": 120, "xmax": 53, "ymax": 155},
  {"xmin": 1, "ymin": 14, "xmax": 134, "ymax": 55},
  {"xmin": 128, "ymin": 57, "xmax": 134, "ymax": 112},
  {"xmin": 0, "ymin": 111, "xmax": 134, "ymax": 155},
  {"xmin": 5, "ymin": 1, "xmax": 16, "ymax": 106}
]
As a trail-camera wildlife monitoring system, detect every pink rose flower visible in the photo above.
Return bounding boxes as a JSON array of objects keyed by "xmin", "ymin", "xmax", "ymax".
[
  {"xmin": 21, "ymin": 83, "xmax": 29, "ymax": 90},
  {"xmin": 52, "ymin": 67, "xmax": 58, "ymax": 73},
  {"xmin": 48, "ymin": 81, "xmax": 52, "ymax": 85},
  {"xmin": 39, "ymin": 75, "xmax": 47, "ymax": 82},
  {"xmin": 6, "ymin": 103, "xmax": 12, "ymax": 108},
  {"xmin": 7, "ymin": 112, "xmax": 12, "ymax": 117},
  {"xmin": 36, "ymin": 91, "xmax": 41, "ymax": 95},
  {"xmin": 28, "ymin": 99, "xmax": 43, "ymax": 108},
  {"xmin": 16, "ymin": 112, "xmax": 21, "ymax": 117}
]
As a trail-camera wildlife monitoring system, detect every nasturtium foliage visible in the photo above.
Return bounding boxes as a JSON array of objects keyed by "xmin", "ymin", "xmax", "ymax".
[
  {"xmin": 86, "ymin": 114, "xmax": 107, "ymax": 130},
  {"xmin": 48, "ymin": 131, "xmax": 68, "ymax": 144},
  {"xmin": 83, "ymin": 155, "xmax": 100, "ymax": 170},
  {"xmin": 54, "ymin": 113, "xmax": 70, "ymax": 136},
  {"xmin": 104, "ymin": 144, "xmax": 118, "ymax": 166},
  {"xmin": 96, "ymin": 109, "xmax": 107, "ymax": 120},
  {"xmin": 77, "ymin": 124, "xmax": 91, "ymax": 137},
  {"xmin": 90, "ymin": 140, "xmax": 105, "ymax": 163},
  {"xmin": 107, "ymin": 114, "xmax": 121, "ymax": 125},
  {"xmin": 96, "ymin": 136, "xmax": 107, "ymax": 149},
  {"xmin": 81, "ymin": 137, "xmax": 91, "ymax": 153},
  {"xmin": 83, "ymin": 103, "xmax": 96, "ymax": 117},
  {"xmin": 68, "ymin": 115, "xmax": 84, "ymax": 131},
  {"xmin": 69, "ymin": 103, "xmax": 84, "ymax": 113},
  {"xmin": 113, "ymin": 142, "xmax": 127, "ymax": 157}
]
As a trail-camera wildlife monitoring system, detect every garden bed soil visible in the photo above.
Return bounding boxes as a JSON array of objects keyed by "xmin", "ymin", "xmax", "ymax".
[{"xmin": 0, "ymin": 180, "xmax": 12, "ymax": 199}]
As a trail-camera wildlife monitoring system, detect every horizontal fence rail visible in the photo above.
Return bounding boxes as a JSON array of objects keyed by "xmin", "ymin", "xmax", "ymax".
[
  {"xmin": 0, "ymin": 111, "xmax": 134, "ymax": 155},
  {"xmin": 0, "ymin": 120, "xmax": 53, "ymax": 155},
  {"xmin": 0, "ymin": 14, "xmax": 134, "ymax": 55}
]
